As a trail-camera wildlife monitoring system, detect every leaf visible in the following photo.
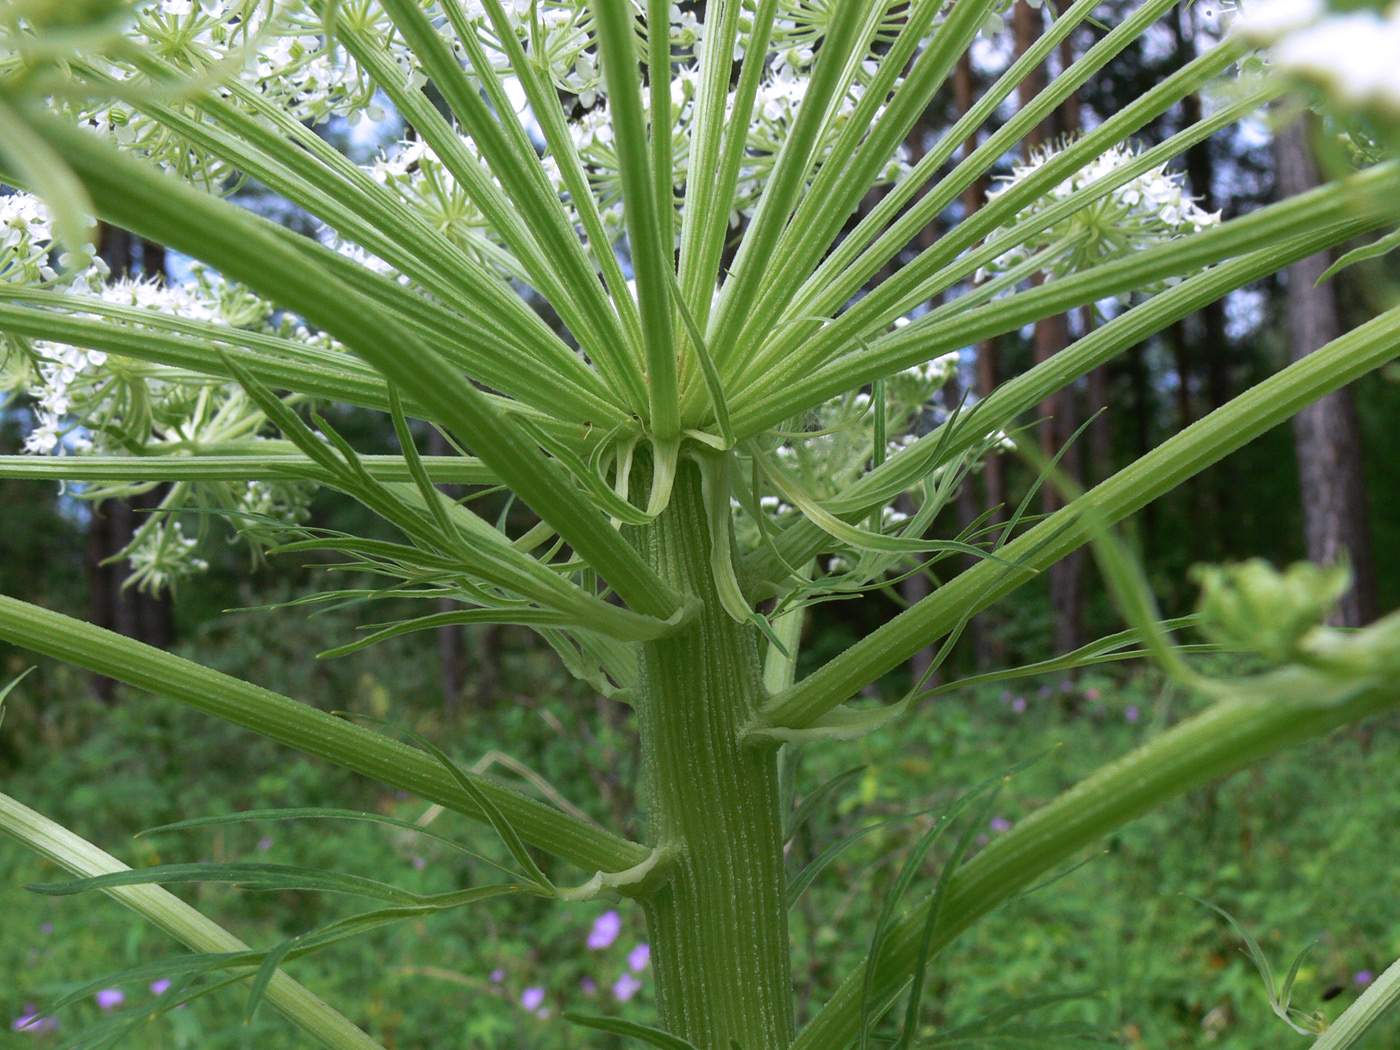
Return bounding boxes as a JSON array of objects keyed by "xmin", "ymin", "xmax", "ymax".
[
  {"xmin": 563, "ymin": 1013, "xmax": 701, "ymax": 1050},
  {"xmin": 664, "ymin": 265, "xmax": 735, "ymax": 448},
  {"xmin": 0, "ymin": 666, "xmax": 33, "ymax": 728},
  {"xmin": 753, "ymin": 445, "xmax": 1002, "ymax": 561},
  {"xmin": 860, "ymin": 785, "xmax": 1000, "ymax": 1050},
  {"xmin": 316, "ymin": 608, "xmax": 578, "ymax": 659},
  {"xmin": 1316, "ymin": 227, "xmax": 1400, "ymax": 284},
  {"xmin": 1189, "ymin": 896, "xmax": 1324, "ymax": 1035},
  {"xmin": 341, "ymin": 714, "xmax": 553, "ymax": 892},
  {"xmin": 140, "ymin": 807, "xmax": 522, "ymax": 881},
  {"xmin": 1309, "ymin": 953, "xmax": 1400, "ymax": 1050},
  {"xmin": 28, "ymin": 863, "xmax": 424, "ymax": 905},
  {"xmin": 924, "ymin": 616, "xmax": 1214, "ymax": 695},
  {"xmin": 892, "ymin": 790, "xmax": 1001, "ymax": 1049},
  {"xmin": 785, "ymin": 765, "xmax": 867, "ymax": 844},
  {"xmin": 751, "ymin": 697, "xmax": 911, "ymax": 745}
]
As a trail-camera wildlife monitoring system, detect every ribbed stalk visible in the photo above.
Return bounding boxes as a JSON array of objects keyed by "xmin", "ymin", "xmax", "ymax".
[{"xmin": 629, "ymin": 458, "xmax": 795, "ymax": 1049}]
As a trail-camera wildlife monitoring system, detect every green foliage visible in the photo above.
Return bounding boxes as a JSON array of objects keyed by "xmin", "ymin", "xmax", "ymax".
[{"xmin": 3, "ymin": 651, "xmax": 1398, "ymax": 1048}]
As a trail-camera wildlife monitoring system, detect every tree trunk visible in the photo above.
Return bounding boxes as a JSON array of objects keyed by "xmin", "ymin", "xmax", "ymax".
[
  {"xmin": 86, "ymin": 225, "xmax": 174, "ymax": 701},
  {"xmin": 956, "ymin": 52, "xmax": 1005, "ymax": 669},
  {"xmin": 1273, "ymin": 120, "xmax": 1377, "ymax": 627}
]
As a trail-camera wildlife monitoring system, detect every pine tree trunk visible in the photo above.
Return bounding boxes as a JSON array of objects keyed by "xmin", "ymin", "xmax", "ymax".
[{"xmin": 1273, "ymin": 120, "xmax": 1377, "ymax": 627}]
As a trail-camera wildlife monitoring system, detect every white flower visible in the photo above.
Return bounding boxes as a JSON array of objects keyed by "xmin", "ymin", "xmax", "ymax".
[
  {"xmin": 983, "ymin": 140, "xmax": 1219, "ymax": 287},
  {"xmin": 1272, "ymin": 10, "xmax": 1400, "ymax": 111},
  {"xmin": 1231, "ymin": 0, "xmax": 1325, "ymax": 43}
]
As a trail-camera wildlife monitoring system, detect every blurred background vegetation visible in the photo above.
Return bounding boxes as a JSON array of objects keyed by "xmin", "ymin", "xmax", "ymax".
[{"xmin": 3, "ymin": 0, "xmax": 1399, "ymax": 1046}]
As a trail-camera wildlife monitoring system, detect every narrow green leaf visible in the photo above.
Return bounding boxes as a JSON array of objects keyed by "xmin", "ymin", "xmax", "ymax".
[
  {"xmin": 1316, "ymin": 226, "xmax": 1400, "ymax": 283},
  {"xmin": 753, "ymin": 445, "xmax": 1002, "ymax": 559},
  {"xmin": 787, "ymin": 805, "xmax": 938, "ymax": 911},
  {"xmin": 343, "ymin": 715, "xmax": 553, "ymax": 892},
  {"xmin": 860, "ymin": 787, "xmax": 1001, "ymax": 1049},
  {"xmin": 317, "ymin": 608, "xmax": 584, "ymax": 659},
  {"xmin": 590, "ymin": 0, "xmax": 680, "ymax": 438},
  {"xmin": 388, "ymin": 386, "xmax": 458, "ymax": 543},
  {"xmin": 785, "ymin": 765, "xmax": 866, "ymax": 845},
  {"xmin": 564, "ymin": 1012, "xmax": 702, "ymax": 1050},
  {"xmin": 924, "ymin": 617, "xmax": 1209, "ymax": 695},
  {"xmin": 29, "ymin": 863, "xmax": 424, "ymax": 905},
  {"xmin": 665, "ymin": 265, "xmax": 734, "ymax": 447},
  {"xmin": 140, "ymin": 808, "xmax": 521, "ymax": 881},
  {"xmin": 894, "ymin": 792, "xmax": 999, "ymax": 1050},
  {"xmin": 246, "ymin": 937, "xmax": 298, "ymax": 1024},
  {"xmin": 0, "ymin": 667, "xmax": 33, "ymax": 728}
]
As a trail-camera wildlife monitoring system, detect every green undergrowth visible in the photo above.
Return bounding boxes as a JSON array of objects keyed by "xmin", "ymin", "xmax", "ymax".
[{"xmin": 1, "ymin": 635, "xmax": 1397, "ymax": 1049}]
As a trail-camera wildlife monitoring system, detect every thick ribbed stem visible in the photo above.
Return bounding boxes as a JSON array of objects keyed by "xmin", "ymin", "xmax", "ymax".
[{"xmin": 630, "ymin": 458, "xmax": 795, "ymax": 1050}]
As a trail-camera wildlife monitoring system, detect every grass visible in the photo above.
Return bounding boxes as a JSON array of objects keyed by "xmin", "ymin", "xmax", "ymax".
[{"xmin": 1, "ymin": 627, "xmax": 1397, "ymax": 1049}]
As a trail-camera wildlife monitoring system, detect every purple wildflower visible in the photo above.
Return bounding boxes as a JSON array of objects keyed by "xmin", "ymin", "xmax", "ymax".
[
  {"xmin": 39, "ymin": 922, "xmax": 53, "ymax": 936},
  {"xmin": 1011, "ymin": 697, "xmax": 1027, "ymax": 714},
  {"xmin": 150, "ymin": 979, "xmax": 171, "ymax": 996},
  {"xmin": 587, "ymin": 910, "xmax": 621, "ymax": 950},
  {"xmin": 1084, "ymin": 687, "xmax": 1101, "ymax": 701},
  {"xmin": 1125, "ymin": 705, "xmax": 1140, "ymax": 723},
  {"xmin": 257, "ymin": 836, "xmax": 274, "ymax": 852},
  {"xmin": 580, "ymin": 977, "xmax": 597, "ymax": 996},
  {"xmin": 95, "ymin": 989, "xmax": 125, "ymax": 1011},
  {"xmin": 627, "ymin": 944, "xmax": 651, "ymax": 972},
  {"xmin": 1060, "ymin": 679, "xmax": 1075, "ymax": 693},
  {"xmin": 521, "ymin": 987, "xmax": 546, "ymax": 1012},
  {"xmin": 1355, "ymin": 971, "xmax": 1374, "ymax": 986},
  {"xmin": 412, "ymin": 856, "xmax": 426, "ymax": 870},
  {"xmin": 989, "ymin": 816, "xmax": 1012, "ymax": 833},
  {"xmin": 11, "ymin": 1007, "xmax": 58, "ymax": 1034},
  {"xmin": 490, "ymin": 968, "xmax": 505, "ymax": 984},
  {"xmin": 613, "ymin": 973, "xmax": 642, "ymax": 1003},
  {"xmin": 1037, "ymin": 685, "xmax": 1053, "ymax": 700},
  {"xmin": 1000, "ymin": 689, "xmax": 1014, "ymax": 703}
]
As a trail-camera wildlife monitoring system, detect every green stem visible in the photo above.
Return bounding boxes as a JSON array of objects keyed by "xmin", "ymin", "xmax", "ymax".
[
  {"xmin": 0, "ymin": 596, "xmax": 648, "ymax": 876},
  {"xmin": 755, "ymin": 303, "xmax": 1400, "ymax": 733},
  {"xmin": 629, "ymin": 458, "xmax": 795, "ymax": 1049}
]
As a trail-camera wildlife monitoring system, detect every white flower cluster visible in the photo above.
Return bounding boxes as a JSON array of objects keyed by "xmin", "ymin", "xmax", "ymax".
[
  {"xmin": 0, "ymin": 194, "xmax": 63, "ymax": 286},
  {"xmin": 1233, "ymin": 0, "xmax": 1400, "ymax": 114},
  {"xmin": 982, "ymin": 141, "xmax": 1219, "ymax": 284},
  {"xmin": 565, "ymin": 59, "xmax": 910, "ymax": 246},
  {"xmin": 61, "ymin": 1, "xmax": 400, "ymax": 190},
  {"xmin": 19, "ymin": 271, "xmax": 264, "ymax": 455},
  {"xmin": 731, "ymin": 341, "xmax": 959, "ymax": 552},
  {"xmin": 3, "ymin": 192, "xmax": 316, "ymax": 588},
  {"xmin": 364, "ymin": 137, "xmax": 501, "ymax": 265},
  {"xmin": 125, "ymin": 520, "xmax": 210, "ymax": 594}
]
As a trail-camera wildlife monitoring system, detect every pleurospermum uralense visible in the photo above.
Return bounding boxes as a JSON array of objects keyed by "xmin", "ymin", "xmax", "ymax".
[{"xmin": 1, "ymin": 0, "xmax": 1400, "ymax": 1047}]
